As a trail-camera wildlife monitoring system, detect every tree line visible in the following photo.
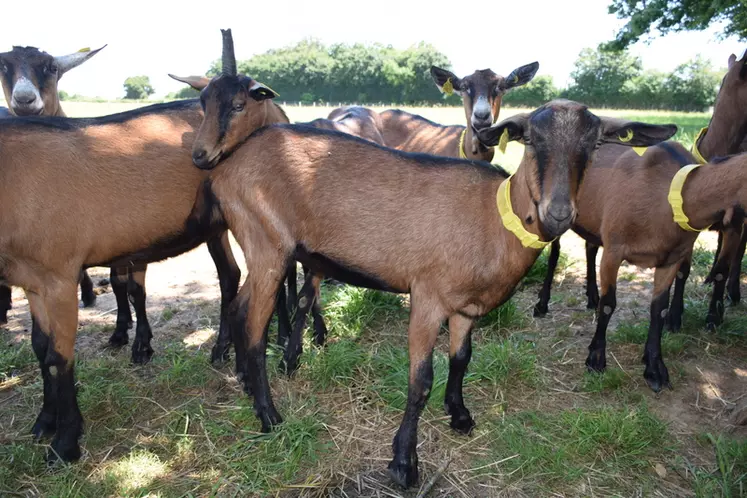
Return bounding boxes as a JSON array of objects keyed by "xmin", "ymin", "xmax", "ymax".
[{"xmin": 121, "ymin": 39, "xmax": 723, "ymax": 111}]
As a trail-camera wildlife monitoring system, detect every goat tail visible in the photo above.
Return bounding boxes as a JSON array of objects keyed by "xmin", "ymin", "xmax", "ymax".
[{"xmin": 187, "ymin": 179, "xmax": 226, "ymax": 236}]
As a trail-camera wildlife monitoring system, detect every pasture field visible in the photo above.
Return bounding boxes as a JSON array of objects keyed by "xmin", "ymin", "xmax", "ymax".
[{"xmin": 0, "ymin": 103, "xmax": 744, "ymax": 497}]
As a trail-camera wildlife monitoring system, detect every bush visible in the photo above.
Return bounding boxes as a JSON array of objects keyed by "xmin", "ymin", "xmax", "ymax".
[{"xmin": 123, "ymin": 75, "xmax": 155, "ymax": 100}]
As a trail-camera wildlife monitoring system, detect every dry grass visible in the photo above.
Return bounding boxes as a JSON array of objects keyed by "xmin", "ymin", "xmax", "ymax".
[{"xmin": 0, "ymin": 104, "xmax": 745, "ymax": 497}]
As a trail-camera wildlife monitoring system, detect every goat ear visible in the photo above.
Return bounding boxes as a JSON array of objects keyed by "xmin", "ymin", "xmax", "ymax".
[
  {"xmin": 476, "ymin": 114, "xmax": 528, "ymax": 146},
  {"xmin": 503, "ymin": 62, "xmax": 539, "ymax": 90},
  {"xmin": 430, "ymin": 66, "xmax": 462, "ymax": 95},
  {"xmin": 728, "ymin": 54, "xmax": 737, "ymax": 68},
  {"xmin": 247, "ymin": 81, "xmax": 279, "ymax": 101},
  {"xmin": 601, "ymin": 118, "xmax": 677, "ymax": 147},
  {"xmin": 54, "ymin": 44, "xmax": 106, "ymax": 77},
  {"xmin": 168, "ymin": 74, "xmax": 211, "ymax": 90}
]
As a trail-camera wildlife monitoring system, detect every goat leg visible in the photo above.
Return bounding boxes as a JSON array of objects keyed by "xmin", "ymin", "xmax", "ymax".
[
  {"xmin": 207, "ymin": 233, "xmax": 241, "ymax": 364},
  {"xmin": 666, "ymin": 257, "xmax": 691, "ymax": 332},
  {"xmin": 78, "ymin": 269, "xmax": 96, "ymax": 308},
  {"xmin": 128, "ymin": 266, "xmax": 153, "ymax": 364},
  {"xmin": 585, "ymin": 243, "xmax": 600, "ymax": 309},
  {"xmin": 310, "ymin": 273, "xmax": 327, "ymax": 346},
  {"xmin": 281, "ymin": 272, "xmax": 316, "ymax": 374},
  {"xmin": 444, "ymin": 314, "xmax": 475, "ymax": 434},
  {"xmin": 533, "ymin": 240, "xmax": 560, "ymax": 317},
  {"xmin": 108, "ymin": 267, "xmax": 132, "ymax": 347},
  {"xmin": 726, "ymin": 227, "xmax": 747, "ymax": 305},
  {"xmin": 0, "ymin": 284, "xmax": 11, "ymax": 325},
  {"xmin": 585, "ymin": 252, "xmax": 620, "ymax": 373},
  {"xmin": 705, "ymin": 226, "xmax": 741, "ymax": 330},
  {"xmin": 643, "ymin": 265, "xmax": 677, "ymax": 392}
]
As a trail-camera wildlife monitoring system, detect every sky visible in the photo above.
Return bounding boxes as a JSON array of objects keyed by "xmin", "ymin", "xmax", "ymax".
[{"xmin": 1, "ymin": 0, "xmax": 744, "ymax": 100}]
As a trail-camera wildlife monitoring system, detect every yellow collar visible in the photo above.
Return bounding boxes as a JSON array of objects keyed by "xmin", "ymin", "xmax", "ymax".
[
  {"xmin": 458, "ymin": 128, "xmax": 468, "ymax": 159},
  {"xmin": 667, "ymin": 164, "xmax": 711, "ymax": 232},
  {"xmin": 690, "ymin": 127, "xmax": 708, "ymax": 165},
  {"xmin": 497, "ymin": 176, "xmax": 553, "ymax": 249}
]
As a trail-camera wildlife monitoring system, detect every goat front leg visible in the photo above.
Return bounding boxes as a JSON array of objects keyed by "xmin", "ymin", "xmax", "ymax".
[
  {"xmin": 585, "ymin": 251, "xmax": 621, "ymax": 373},
  {"xmin": 388, "ymin": 295, "xmax": 444, "ymax": 489},
  {"xmin": 643, "ymin": 264, "xmax": 678, "ymax": 392},
  {"xmin": 234, "ymin": 266, "xmax": 284, "ymax": 432},
  {"xmin": 585, "ymin": 242, "xmax": 601, "ymax": 309},
  {"xmin": 534, "ymin": 240, "xmax": 560, "ymax": 317},
  {"xmin": 108, "ymin": 267, "xmax": 132, "ymax": 347},
  {"xmin": 310, "ymin": 273, "xmax": 327, "ymax": 346},
  {"xmin": 666, "ymin": 256, "xmax": 691, "ymax": 332},
  {"xmin": 128, "ymin": 266, "xmax": 153, "ymax": 364},
  {"xmin": 0, "ymin": 284, "xmax": 12, "ymax": 325},
  {"xmin": 207, "ymin": 232, "xmax": 241, "ymax": 364},
  {"xmin": 444, "ymin": 313, "xmax": 475, "ymax": 434},
  {"xmin": 281, "ymin": 270, "xmax": 317, "ymax": 374},
  {"xmin": 28, "ymin": 281, "xmax": 83, "ymax": 463}
]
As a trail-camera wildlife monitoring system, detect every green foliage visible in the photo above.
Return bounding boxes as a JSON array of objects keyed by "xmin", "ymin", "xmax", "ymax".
[
  {"xmin": 123, "ymin": 75, "xmax": 155, "ymax": 100},
  {"xmin": 605, "ymin": 0, "xmax": 747, "ymax": 51},
  {"xmin": 470, "ymin": 339, "xmax": 537, "ymax": 386},
  {"xmin": 209, "ymin": 39, "xmax": 451, "ymax": 105},
  {"xmin": 57, "ymin": 90, "xmax": 70, "ymax": 101},
  {"xmin": 690, "ymin": 433, "xmax": 747, "ymax": 497},
  {"xmin": 502, "ymin": 75, "xmax": 560, "ymax": 107},
  {"xmin": 565, "ymin": 48, "xmax": 720, "ymax": 111},
  {"xmin": 166, "ymin": 86, "xmax": 199, "ymax": 100}
]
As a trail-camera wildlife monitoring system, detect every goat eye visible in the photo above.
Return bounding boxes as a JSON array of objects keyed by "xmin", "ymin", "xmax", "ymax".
[{"xmin": 233, "ymin": 103, "xmax": 245, "ymax": 112}]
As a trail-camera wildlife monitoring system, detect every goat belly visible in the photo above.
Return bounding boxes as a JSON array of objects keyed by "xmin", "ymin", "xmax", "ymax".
[{"xmin": 293, "ymin": 244, "xmax": 403, "ymax": 293}]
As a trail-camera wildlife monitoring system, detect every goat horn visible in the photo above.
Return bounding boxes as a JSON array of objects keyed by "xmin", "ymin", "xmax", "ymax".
[{"xmin": 221, "ymin": 29, "xmax": 237, "ymax": 76}]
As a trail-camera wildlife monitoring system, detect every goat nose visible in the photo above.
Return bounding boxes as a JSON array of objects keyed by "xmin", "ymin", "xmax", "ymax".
[
  {"xmin": 15, "ymin": 92, "xmax": 36, "ymax": 104},
  {"xmin": 549, "ymin": 206, "xmax": 573, "ymax": 222},
  {"xmin": 473, "ymin": 109, "xmax": 490, "ymax": 120},
  {"xmin": 193, "ymin": 149, "xmax": 207, "ymax": 162}
]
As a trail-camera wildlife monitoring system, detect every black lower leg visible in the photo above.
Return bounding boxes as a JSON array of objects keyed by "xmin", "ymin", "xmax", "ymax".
[
  {"xmin": 0, "ymin": 284, "xmax": 11, "ymax": 325},
  {"xmin": 30, "ymin": 318, "xmax": 57, "ymax": 440},
  {"xmin": 643, "ymin": 290, "xmax": 672, "ymax": 392},
  {"xmin": 586, "ymin": 286, "xmax": 616, "ymax": 372},
  {"xmin": 286, "ymin": 263, "xmax": 298, "ymax": 316},
  {"xmin": 108, "ymin": 267, "xmax": 132, "ymax": 347},
  {"xmin": 231, "ymin": 299, "xmax": 251, "ymax": 395},
  {"xmin": 534, "ymin": 240, "xmax": 560, "ymax": 317},
  {"xmin": 311, "ymin": 296, "xmax": 327, "ymax": 346},
  {"xmin": 444, "ymin": 332, "xmax": 474, "ymax": 434},
  {"xmin": 388, "ymin": 356, "xmax": 433, "ymax": 489},
  {"xmin": 248, "ymin": 339, "xmax": 282, "ymax": 432},
  {"xmin": 128, "ymin": 272, "xmax": 153, "ymax": 364},
  {"xmin": 585, "ymin": 244, "xmax": 600, "ymax": 309},
  {"xmin": 207, "ymin": 235, "xmax": 241, "ymax": 365},
  {"xmin": 667, "ymin": 260, "xmax": 690, "ymax": 332},
  {"xmin": 79, "ymin": 270, "xmax": 96, "ymax": 308},
  {"xmin": 46, "ymin": 351, "xmax": 83, "ymax": 464},
  {"xmin": 281, "ymin": 275, "xmax": 314, "ymax": 374},
  {"xmin": 706, "ymin": 259, "xmax": 729, "ymax": 331},
  {"xmin": 275, "ymin": 282, "xmax": 291, "ymax": 347}
]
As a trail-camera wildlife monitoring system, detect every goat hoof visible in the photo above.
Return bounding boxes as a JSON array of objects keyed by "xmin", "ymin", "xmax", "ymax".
[
  {"xmin": 279, "ymin": 355, "xmax": 300, "ymax": 376},
  {"xmin": 80, "ymin": 292, "xmax": 96, "ymax": 308},
  {"xmin": 533, "ymin": 302, "xmax": 548, "ymax": 317},
  {"xmin": 31, "ymin": 412, "xmax": 57, "ymax": 440},
  {"xmin": 210, "ymin": 344, "xmax": 231, "ymax": 365},
  {"xmin": 46, "ymin": 436, "xmax": 81, "ymax": 465},
  {"xmin": 131, "ymin": 343, "xmax": 154, "ymax": 365},
  {"xmin": 258, "ymin": 407, "xmax": 283, "ymax": 433},
  {"xmin": 728, "ymin": 288, "xmax": 741, "ymax": 306},
  {"xmin": 107, "ymin": 329, "xmax": 129, "ymax": 348},
  {"xmin": 387, "ymin": 458, "xmax": 419, "ymax": 489},
  {"xmin": 447, "ymin": 406, "xmax": 475, "ymax": 435},
  {"xmin": 705, "ymin": 312, "xmax": 723, "ymax": 332},
  {"xmin": 666, "ymin": 312, "xmax": 682, "ymax": 333},
  {"xmin": 586, "ymin": 295, "xmax": 599, "ymax": 310},
  {"xmin": 585, "ymin": 350, "xmax": 606, "ymax": 373},
  {"xmin": 643, "ymin": 355, "xmax": 671, "ymax": 393}
]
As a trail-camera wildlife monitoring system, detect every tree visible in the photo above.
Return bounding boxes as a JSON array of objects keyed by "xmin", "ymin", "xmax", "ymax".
[
  {"xmin": 604, "ymin": 0, "xmax": 747, "ymax": 51},
  {"xmin": 166, "ymin": 87, "xmax": 199, "ymax": 100},
  {"xmin": 502, "ymin": 75, "xmax": 559, "ymax": 107},
  {"xmin": 123, "ymin": 75, "xmax": 155, "ymax": 100},
  {"xmin": 565, "ymin": 48, "xmax": 642, "ymax": 107}
]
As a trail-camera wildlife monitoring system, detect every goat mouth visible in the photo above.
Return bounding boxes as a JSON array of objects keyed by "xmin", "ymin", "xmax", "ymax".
[{"xmin": 11, "ymin": 105, "xmax": 44, "ymax": 116}]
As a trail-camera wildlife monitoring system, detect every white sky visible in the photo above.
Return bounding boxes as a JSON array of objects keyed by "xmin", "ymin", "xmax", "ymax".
[{"xmin": 1, "ymin": 0, "xmax": 743, "ymax": 99}]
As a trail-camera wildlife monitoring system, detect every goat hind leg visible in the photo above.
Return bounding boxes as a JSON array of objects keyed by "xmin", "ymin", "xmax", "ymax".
[
  {"xmin": 108, "ymin": 267, "xmax": 132, "ymax": 347},
  {"xmin": 706, "ymin": 227, "xmax": 741, "ymax": 330},
  {"xmin": 310, "ymin": 273, "xmax": 327, "ymax": 346},
  {"xmin": 726, "ymin": 227, "xmax": 747, "ymax": 305},
  {"xmin": 128, "ymin": 266, "xmax": 153, "ymax": 364},
  {"xmin": 666, "ymin": 256, "xmax": 691, "ymax": 332},
  {"xmin": 207, "ymin": 232, "xmax": 241, "ymax": 364},
  {"xmin": 585, "ymin": 243, "xmax": 601, "ymax": 309},
  {"xmin": 643, "ymin": 264, "xmax": 678, "ymax": 392},
  {"xmin": 0, "ymin": 284, "xmax": 11, "ymax": 325},
  {"xmin": 79, "ymin": 269, "xmax": 96, "ymax": 308},
  {"xmin": 444, "ymin": 313, "xmax": 475, "ymax": 434}
]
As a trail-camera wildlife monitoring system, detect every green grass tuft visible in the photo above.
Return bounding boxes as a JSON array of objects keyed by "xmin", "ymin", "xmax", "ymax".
[
  {"xmin": 305, "ymin": 338, "xmax": 369, "ymax": 389},
  {"xmin": 582, "ymin": 368, "xmax": 628, "ymax": 392},
  {"xmin": 478, "ymin": 299, "xmax": 525, "ymax": 334},
  {"xmin": 322, "ymin": 285, "xmax": 406, "ymax": 338},
  {"xmin": 689, "ymin": 433, "xmax": 747, "ymax": 498},
  {"xmin": 0, "ymin": 335, "xmax": 36, "ymax": 381},
  {"xmin": 470, "ymin": 339, "xmax": 538, "ymax": 387}
]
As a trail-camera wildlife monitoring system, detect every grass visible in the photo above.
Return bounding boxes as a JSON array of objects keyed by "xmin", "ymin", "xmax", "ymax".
[{"xmin": 1, "ymin": 105, "xmax": 744, "ymax": 497}]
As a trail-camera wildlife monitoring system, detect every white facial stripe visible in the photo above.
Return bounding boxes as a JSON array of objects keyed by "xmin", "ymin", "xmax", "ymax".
[{"xmin": 472, "ymin": 96, "xmax": 492, "ymax": 120}]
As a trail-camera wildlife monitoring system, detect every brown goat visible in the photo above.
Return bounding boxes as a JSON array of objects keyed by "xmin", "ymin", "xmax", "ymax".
[
  {"xmin": 190, "ymin": 57, "xmax": 676, "ymax": 489},
  {"xmin": 378, "ymin": 63, "xmax": 538, "ymax": 161},
  {"xmin": 535, "ymin": 50, "xmax": 747, "ymax": 334},
  {"xmin": 0, "ymin": 87, "xmax": 300, "ymax": 462},
  {"xmin": 0, "ymin": 45, "xmax": 105, "ymax": 322}
]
